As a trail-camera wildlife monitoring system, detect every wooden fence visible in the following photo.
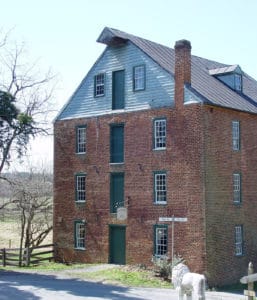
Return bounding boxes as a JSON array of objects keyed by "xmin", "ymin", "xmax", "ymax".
[{"xmin": 0, "ymin": 243, "xmax": 55, "ymax": 267}]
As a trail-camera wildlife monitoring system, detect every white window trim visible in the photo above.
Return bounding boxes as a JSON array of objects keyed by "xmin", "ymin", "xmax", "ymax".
[
  {"xmin": 134, "ymin": 65, "xmax": 145, "ymax": 91},
  {"xmin": 76, "ymin": 126, "xmax": 86, "ymax": 154},
  {"xmin": 154, "ymin": 119, "xmax": 166, "ymax": 150},
  {"xmin": 154, "ymin": 173, "xmax": 167, "ymax": 204},
  {"xmin": 235, "ymin": 225, "xmax": 243, "ymax": 256},
  {"xmin": 76, "ymin": 175, "xmax": 86, "ymax": 203},
  {"xmin": 232, "ymin": 120, "xmax": 240, "ymax": 151},
  {"xmin": 75, "ymin": 222, "xmax": 85, "ymax": 250},
  {"xmin": 155, "ymin": 226, "xmax": 168, "ymax": 256},
  {"xmin": 233, "ymin": 173, "xmax": 241, "ymax": 204},
  {"xmin": 95, "ymin": 73, "xmax": 105, "ymax": 97}
]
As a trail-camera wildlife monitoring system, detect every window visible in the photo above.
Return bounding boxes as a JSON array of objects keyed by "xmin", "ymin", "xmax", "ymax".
[
  {"xmin": 154, "ymin": 172, "xmax": 167, "ymax": 204},
  {"xmin": 110, "ymin": 173, "xmax": 124, "ymax": 213},
  {"xmin": 232, "ymin": 120, "xmax": 240, "ymax": 151},
  {"xmin": 94, "ymin": 73, "xmax": 105, "ymax": 97},
  {"xmin": 154, "ymin": 119, "xmax": 166, "ymax": 150},
  {"xmin": 235, "ymin": 74, "xmax": 242, "ymax": 92},
  {"xmin": 110, "ymin": 124, "xmax": 124, "ymax": 163},
  {"xmin": 154, "ymin": 225, "xmax": 168, "ymax": 256},
  {"xmin": 233, "ymin": 173, "xmax": 241, "ymax": 204},
  {"xmin": 112, "ymin": 70, "xmax": 125, "ymax": 109},
  {"xmin": 76, "ymin": 125, "xmax": 86, "ymax": 153},
  {"xmin": 235, "ymin": 225, "xmax": 243, "ymax": 256},
  {"xmin": 74, "ymin": 220, "xmax": 85, "ymax": 249},
  {"xmin": 75, "ymin": 174, "xmax": 86, "ymax": 202},
  {"xmin": 133, "ymin": 65, "xmax": 145, "ymax": 91}
]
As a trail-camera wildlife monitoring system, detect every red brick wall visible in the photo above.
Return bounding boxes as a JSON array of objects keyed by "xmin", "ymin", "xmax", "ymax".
[
  {"xmin": 203, "ymin": 105, "xmax": 257, "ymax": 286},
  {"xmin": 53, "ymin": 104, "xmax": 206, "ymax": 272},
  {"xmin": 54, "ymin": 103, "xmax": 257, "ymax": 286}
]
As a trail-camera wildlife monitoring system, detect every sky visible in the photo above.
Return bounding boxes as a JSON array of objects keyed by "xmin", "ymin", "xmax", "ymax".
[{"xmin": 2, "ymin": 0, "xmax": 257, "ymax": 172}]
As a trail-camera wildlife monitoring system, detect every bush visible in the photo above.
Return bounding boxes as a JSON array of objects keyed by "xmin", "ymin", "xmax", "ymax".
[{"xmin": 152, "ymin": 255, "xmax": 171, "ymax": 280}]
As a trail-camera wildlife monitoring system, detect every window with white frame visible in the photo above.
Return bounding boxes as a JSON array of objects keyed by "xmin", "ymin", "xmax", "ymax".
[
  {"xmin": 235, "ymin": 74, "xmax": 242, "ymax": 92},
  {"xmin": 155, "ymin": 225, "xmax": 168, "ymax": 256},
  {"xmin": 232, "ymin": 120, "xmax": 240, "ymax": 151},
  {"xmin": 154, "ymin": 119, "xmax": 166, "ymax": 149},
  {"xmin": 235, "ymin": 225, "xmax": 243, "ymax": 256},
  {"xmin": 76, "ymin": 174, "xmax": 86, "ymax": 202},
  {"xmin": 133, "ymin": 65, "xmax": 145, "ymax": 91},
  {"xmin": 154, "ymin": 172, "xmax": 167, "ymax": 204},
  {"xmin": 94, "ymin": 73, "xmax": 105, "ymax": 97},
  {"xmin": 74, "ymin": 221, "xmax": 85, "ymax": 249},
  {"xmin": 233, "ymin": 173, "xmax": 241, "ymax": 204},
  {"xmin": 76, "ymin": 126, "xmax": 86, "ymax": 154}
]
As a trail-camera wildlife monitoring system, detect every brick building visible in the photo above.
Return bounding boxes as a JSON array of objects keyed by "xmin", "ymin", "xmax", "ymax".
[{"xmin": 53, "ymin": 27, "xmax": 257, "ymax": 286}]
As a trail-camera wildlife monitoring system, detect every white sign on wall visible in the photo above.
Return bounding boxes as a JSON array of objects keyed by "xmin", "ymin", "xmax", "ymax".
[{"xmin": 117, "ymin": 207, "xmax": 127, "ymax": 220}]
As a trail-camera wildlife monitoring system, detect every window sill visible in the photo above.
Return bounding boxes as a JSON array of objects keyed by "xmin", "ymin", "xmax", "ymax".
[
  {"xmin": 110, "ymin": 162, "xmax": 124, "ymax": 165},
  {"xmin": 153, "ymin": 148, "xmax": 166, "ymax": 151},
  {"xmin": 75, "ymin": 201, "xmax": 86, "ymax": 204},
  {"xmin": 76, "ymin": 152, "xmax": 86, "ymax": 155},
  {"xmin": 154, "ymin": 202, "xmax": 167, "ymax": 205},
  {"xmin": 74, "ymin": 247, "xmax": 86, "ymax": 251}
]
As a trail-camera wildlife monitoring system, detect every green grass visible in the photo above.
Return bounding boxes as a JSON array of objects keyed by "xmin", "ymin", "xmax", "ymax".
[
  {"xmin": 2, "ymin": 263, "xmax": 172, "ymax": 288},
  {"xmin": 70, "ymin": 266, "xmax": 171, "ymax": 288},
  {"xmin": 5, "ymin": 262, "xmax": 89, "ymax": 271}
]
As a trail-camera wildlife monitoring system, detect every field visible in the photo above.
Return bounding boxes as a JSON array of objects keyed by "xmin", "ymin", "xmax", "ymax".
[{"xmin": 0, "ymin": 218, "xmax": 52, "ymax": 249}]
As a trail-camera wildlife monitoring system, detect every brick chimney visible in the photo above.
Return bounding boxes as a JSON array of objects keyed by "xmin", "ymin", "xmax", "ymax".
[{"xmin": 174, "ymin": 39, "xmax": 192, "ymax": 109}]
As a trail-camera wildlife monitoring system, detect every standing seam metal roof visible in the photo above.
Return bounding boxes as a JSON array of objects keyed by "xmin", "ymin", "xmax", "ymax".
[{"xmin": 98, "ymin": 27, "xmax": 257, "ymax": 114}]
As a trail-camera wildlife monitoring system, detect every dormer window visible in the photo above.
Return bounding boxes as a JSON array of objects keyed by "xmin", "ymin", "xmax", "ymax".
[
  {"xmin": 209, "ymin": 65, "xmax": 243, "ymax": 93},
  {"xmin": 235, "ymin": 74, "xmax": 242, "ymax": 92}
]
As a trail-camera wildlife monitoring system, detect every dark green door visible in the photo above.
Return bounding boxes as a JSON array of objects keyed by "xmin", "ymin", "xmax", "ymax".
[
  {"xmin": 109, "ymin": 225, "xmax": 126, "ymax": 264},
  {"xmin": 110, "ymin": 125, "xmax": 124, "ymax": 163},
  {"xmin": 112, "ymin": 70, "xmax": 125, "ymax": 109},
  {"xmin": 110, "ymin": 172, "xmax": 124, "ymax": 213}
]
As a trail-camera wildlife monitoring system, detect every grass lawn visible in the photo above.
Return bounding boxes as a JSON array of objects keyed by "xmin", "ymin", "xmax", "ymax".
[{"xmin": 3, "ymin": 262, "xmax": 172, "ymax": 288}]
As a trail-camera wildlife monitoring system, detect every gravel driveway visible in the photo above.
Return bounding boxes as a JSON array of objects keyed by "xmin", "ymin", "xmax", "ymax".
[{"xmin": 0, "ymin": 267, "xmax": 246, "ymax": 300}]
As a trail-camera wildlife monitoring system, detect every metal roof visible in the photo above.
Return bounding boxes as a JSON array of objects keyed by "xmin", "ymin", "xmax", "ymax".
[{"xmin": 98, "ymin": 27, "xmax": 257, "ymax": 114}]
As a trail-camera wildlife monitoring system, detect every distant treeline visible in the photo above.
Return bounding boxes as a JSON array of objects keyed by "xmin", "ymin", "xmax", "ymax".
[{"xmin": 0, "ymin": 172, "xmax": 53, "ymax": 198}]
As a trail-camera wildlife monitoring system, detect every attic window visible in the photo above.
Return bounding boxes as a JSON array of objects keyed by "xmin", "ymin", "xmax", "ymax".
[
  {"xmin": 94, "ymin": 73, "xmax": 105, "ymax": 97},
  {"xmin": 235, "ymin": 74, "xmax": 242, "ymax": 92},
  {"xmin": 209, "ymin": 65, "xmax": 243, "ymax": 93}
]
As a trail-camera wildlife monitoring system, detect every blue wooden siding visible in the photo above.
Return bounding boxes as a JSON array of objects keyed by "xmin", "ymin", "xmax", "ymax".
[
  {"xmin": 57, "ymin": 42, "xmax": 175, "ymax": 120},
  {"xmin": 184, "ymin": 87, "xmax": 202, "ymax": 104}
]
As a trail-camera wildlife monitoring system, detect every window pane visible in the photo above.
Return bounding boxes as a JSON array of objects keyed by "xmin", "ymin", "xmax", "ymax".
[
  {"xmin": 154, "ymin": 119, "xmax": 166, "ymax": 149},
  {"xmin": 95, "ymin": 73, "xmax": 105, "ymax": 97},
  {"xmin": 155, "ymin": 173, "xmax": 167, "ymax": 203},
  {"xmin": 233, "ymin": 173, "xmax": 241, "ymax": 203},
  {"xmin": 134, "ymin": 66, "xmax": 145, "ymax": 91},
  {"xmin": 156, "ymin": 227, "xmax": 167, "ymax": 256},
  {"xmin": 235, "ymin": 225, "xmax": 243, "ymax": 256},
  {"xmin": 76, "ymin": 222, "xmax": 85, "ymax": 248},
  {"xmin": 77, "ymin": 127, "xmax": 86, "ymax": 153},
  {"xmin": 232, "ymin": 121, "xmax": 240, "ymax": 151},
  {"xmin": 76, "ymin": 175, "xmax": 86, "ymax": 202}
]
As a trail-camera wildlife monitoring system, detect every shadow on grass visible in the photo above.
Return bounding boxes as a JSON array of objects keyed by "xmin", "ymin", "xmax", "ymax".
[{"xmin": 0, "ymin": 269, "xmax": 145, "ymax": 300}]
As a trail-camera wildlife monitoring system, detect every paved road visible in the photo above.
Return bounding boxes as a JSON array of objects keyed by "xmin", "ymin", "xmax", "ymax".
[{"xmin": 0, "ymin": 269, "xmax": 246, "ymax": 300}]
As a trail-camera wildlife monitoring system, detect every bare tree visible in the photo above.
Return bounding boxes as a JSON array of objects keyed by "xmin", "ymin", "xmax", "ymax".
[
  {"xmin": 0, "ymin": 28, "xmax": 56, "ymax": 179},
  {"xmin": 10, "ymin": 170, "xmax": 53, "ymax": 265}
]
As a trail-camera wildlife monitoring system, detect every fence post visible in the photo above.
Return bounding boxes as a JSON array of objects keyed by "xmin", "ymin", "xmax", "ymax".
[
  {"xmin": 2, "ymin": 248, "xmax": 6, "ymax": 267},
  {"xmin": 25, "ymin": 247, "xmax": 30, "ymax": 267},
  {"xmin": 248, "ymin": 262, "xmax": 254, "ymax": 300}
]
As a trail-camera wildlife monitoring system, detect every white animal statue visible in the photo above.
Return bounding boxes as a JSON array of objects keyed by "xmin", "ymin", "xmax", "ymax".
[{"xmin": 171, "ymin": 262, "xmax": 206, "ymax": 300}]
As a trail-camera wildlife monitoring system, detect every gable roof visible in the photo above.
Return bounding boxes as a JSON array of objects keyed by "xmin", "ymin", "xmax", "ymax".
[{"xmin": 98, "ymin": 27, "xmax": 257, "ymax": 114}]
